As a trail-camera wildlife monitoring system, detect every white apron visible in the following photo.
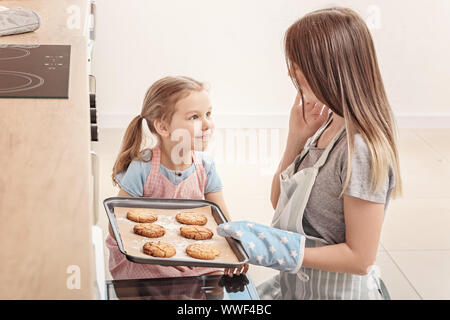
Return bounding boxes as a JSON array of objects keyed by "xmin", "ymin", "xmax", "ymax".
[{"xmin": 258, "ymin": 119, "xmax": 385, "ymax": 300}]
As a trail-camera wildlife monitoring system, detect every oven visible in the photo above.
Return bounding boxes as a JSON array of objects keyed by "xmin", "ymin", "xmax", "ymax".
[{"xmin": 105, "ymin": 274, "xmax": 260, "ymax": 300}]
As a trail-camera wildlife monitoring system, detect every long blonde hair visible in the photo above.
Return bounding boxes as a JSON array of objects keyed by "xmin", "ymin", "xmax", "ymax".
[
  {"xmin": 285, "ymin": 7, "xmax": 402, "ymax": 198},
  {"xmin": 112, "ymin": 76, "xmax": 205, "ymax": 186}
]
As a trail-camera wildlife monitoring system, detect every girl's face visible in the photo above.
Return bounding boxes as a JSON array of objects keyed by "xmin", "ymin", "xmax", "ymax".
[
  {"xmin": 167, "ymin": 90, "xmax": 214, "ymax": 152},
  {"xmin": 290, "ymin": 66, "xmax": 327, "ymax": 110}
]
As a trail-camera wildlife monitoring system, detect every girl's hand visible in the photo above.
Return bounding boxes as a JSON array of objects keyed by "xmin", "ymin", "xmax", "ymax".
[
  {"xmin": 288, "ymin": 92, "xmax": 330, "ymax": 141},
  {"xmin": 224, "ymin": 264, "xmax": 249, "ymax": 277}
]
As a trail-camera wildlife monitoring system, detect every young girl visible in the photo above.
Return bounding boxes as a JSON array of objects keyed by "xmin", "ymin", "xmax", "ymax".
[
  {"xmin": 106, "ymin": 76, "xmax": 247, "ymax": 279},
  {"xmin": 218, "ymin": 7, "xmax": 402, "ymax": 300}
]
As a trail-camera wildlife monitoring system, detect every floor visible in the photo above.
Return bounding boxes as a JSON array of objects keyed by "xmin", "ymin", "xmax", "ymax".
[{"xmin": 92, "ymin": 128, "xmax": 450, "ymax": 300}]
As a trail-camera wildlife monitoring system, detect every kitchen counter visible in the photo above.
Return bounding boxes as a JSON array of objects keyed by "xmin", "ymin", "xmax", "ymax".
[{"xmin": 0, "ymin": 0, "xmax": 94, "ymax": 299}]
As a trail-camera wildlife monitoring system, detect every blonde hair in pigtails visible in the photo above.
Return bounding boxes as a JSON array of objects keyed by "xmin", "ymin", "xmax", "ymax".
[
  {"xmin": 112, "ymin": 115, "xmax": 144, "ymax": 186},
  {"xmin": 112, "ymin": 76, "xmax": 205, "ymax": 186}
]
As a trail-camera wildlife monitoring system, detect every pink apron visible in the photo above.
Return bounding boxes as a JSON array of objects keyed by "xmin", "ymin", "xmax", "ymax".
[{"xmin": 106, "ymin": 145, "xmax": 221, "ymax": 280}]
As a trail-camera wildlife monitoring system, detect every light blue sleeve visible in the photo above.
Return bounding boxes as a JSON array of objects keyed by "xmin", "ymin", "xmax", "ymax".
[
  {"xmin": 114, "ymin": 160, "xmax": 151, "ymax": 197},
  {"xmin": 200, "ymin": 152, "xmax": 223, "ymax": 194}
]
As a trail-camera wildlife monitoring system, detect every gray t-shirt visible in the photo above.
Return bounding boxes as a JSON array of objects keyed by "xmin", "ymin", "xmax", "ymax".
[{"xmin": 296, "ymin": 130, "xmax": 395, "ymax": 245}]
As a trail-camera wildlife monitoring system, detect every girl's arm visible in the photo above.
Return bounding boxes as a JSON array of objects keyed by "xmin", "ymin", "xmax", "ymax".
[
  {"xmin": 206, "ymin": 190, "xmax": 249, "ymax": 277},
  {"xmin": 301, "ymin": 194, "xmax": 384, "ymax": 275},
  {"xmin": 205, "ymin": 191, "xmax": 231, "ymax": 222}
]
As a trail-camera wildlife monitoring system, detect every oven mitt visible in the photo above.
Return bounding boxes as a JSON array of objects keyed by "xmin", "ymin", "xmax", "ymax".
[
  {"xmin": 217, "ymin": 221, "xmax": 306, "ymax": 274},
  {"xmin": 0, "ymin": 7, "xmax": 41, "ymax": 37}
]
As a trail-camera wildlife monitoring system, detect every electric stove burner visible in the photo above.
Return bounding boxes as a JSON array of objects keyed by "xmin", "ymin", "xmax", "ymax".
[
  {"xmin": 0, "ymin": 45, "xmax": 71, "ymax": 98},
  {"xmin": 0, "ymin": 47, "xmax": 30, "ymax": 60},
  {"xmin": 0, "ymin": 70, "xmax": 44, "ymax": 93}
]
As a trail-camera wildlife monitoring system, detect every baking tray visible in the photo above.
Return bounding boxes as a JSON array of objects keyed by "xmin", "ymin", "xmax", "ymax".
[{"xmin": 103, "ymin": 197, "xmax": 249, "ymax": 268}]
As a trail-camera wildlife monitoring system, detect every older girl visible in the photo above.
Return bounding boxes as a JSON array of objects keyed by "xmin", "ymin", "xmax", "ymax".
[{"xmin": 219, "ymin": 7, "xmax": 402, "ymax": 300}]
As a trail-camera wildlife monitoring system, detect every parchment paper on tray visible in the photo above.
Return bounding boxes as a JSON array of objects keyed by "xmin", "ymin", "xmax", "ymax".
[{"xmin": 105, "ymin": 198, "xmax": 249, "ymax": 268}]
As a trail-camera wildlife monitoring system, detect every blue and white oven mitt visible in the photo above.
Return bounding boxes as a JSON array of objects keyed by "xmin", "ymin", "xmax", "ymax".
[{"xmin": 217, "ymin": 221, "xmax": 307, "ymax": 276}]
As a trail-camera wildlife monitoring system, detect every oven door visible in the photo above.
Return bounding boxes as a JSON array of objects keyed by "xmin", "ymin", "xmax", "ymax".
[{"xmin": 105, "ymin": 274, "xmax": 260, "ymax": 300}]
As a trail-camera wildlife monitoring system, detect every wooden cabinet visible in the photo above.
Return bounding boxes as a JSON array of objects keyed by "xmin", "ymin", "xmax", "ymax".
[{"xmin": 0, "ymin": 0, "xmax": 95, "ymax": 299}]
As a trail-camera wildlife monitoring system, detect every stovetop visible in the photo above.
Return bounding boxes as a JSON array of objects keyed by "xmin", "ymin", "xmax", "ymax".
[
  {"xmin": 105, "ymin": 274, "xmax": 260, "ymax": 300},
  {"xmin": 0, "ymin": 44, "xmax": 71, "ymax": 98}
]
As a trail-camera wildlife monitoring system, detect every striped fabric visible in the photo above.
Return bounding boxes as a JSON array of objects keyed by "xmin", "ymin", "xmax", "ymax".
[
  {"xmin": 257, "ymin": 119, "xmax": 386, "ymax": 300},
  {"xmin": 106, "ymin": 144, "xmax": 221, "ymax": 280},
  {"xmin": 279, "ymin": 240, "xmax": 384, "ymax": 300},
  {"xmin": 258, "ymin": 241, "xmax": 384, "ymax": 300}
]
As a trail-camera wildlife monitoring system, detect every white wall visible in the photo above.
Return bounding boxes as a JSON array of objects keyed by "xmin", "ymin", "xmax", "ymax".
[{"xmin": 92, "ymin": 0, "xmax": 450, "ymax": 128}]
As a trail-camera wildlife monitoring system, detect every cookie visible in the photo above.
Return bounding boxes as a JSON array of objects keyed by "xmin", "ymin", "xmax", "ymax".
[
  {"xmin": 134, "ymin": 223, "xmax": 165, "ymax": 238},
  {"xmin": 180, "ymin": 225, "xmax": 213, "ymax": 240},
  {"xmin": 175, "ymin": 212, "xmax": 207, "ymax": 225},
  {"xmin": 143, "ymin": 241, "xmax": 176, "ymax": 258},
  {"xmin": 186, "ymin": 243, "xmax": 220, "ymax": 260},
  {"xmin": 126, "ymin": 209, "xmax": 157, "ymax": 223}
]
